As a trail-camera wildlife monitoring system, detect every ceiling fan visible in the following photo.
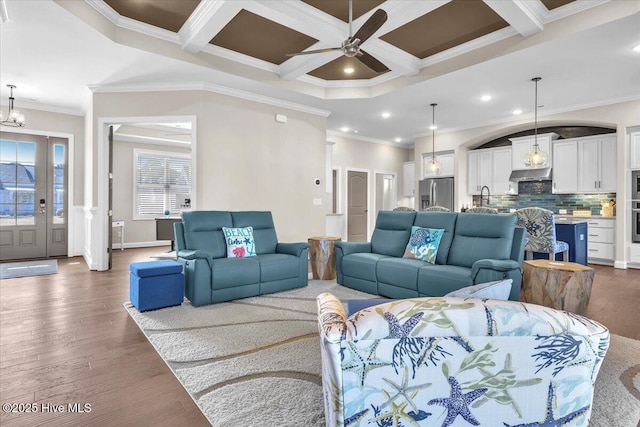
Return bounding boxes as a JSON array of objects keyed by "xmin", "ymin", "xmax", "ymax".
[{"xmin": 286, "ymin": 0, "xmax": 388, "ymax": 73}]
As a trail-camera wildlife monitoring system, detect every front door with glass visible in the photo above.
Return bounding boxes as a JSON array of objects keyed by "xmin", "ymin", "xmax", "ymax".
[{"xmin": 0, "ymin": 132, "xmax": 68, "ymax": 261}]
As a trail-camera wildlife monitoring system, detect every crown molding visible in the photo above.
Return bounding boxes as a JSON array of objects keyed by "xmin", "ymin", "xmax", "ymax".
[
  {"xmin": 327, "ymin": 129, "xmax": 412, "ymax": 148},
  {"xmin": 86, "ymin": 0, "xmax": 179, "ymax": 44},
  {"xmin": 88, "ymin": 81, "xmax": 332, "ymax": 117},
  {"xmin": 1, "ymin": 99, "xmax": 84, "ymax": 117},
  {"xmin": 298, "ymin": 70, "xmax": 401, "ymax": 89},
  {"xmin": 544, "ymin": 0, "xmax": 610, "ymax": 24},
  {"xmin": 413, "ymin": 92, "xmax": 640, "ymax": 139},
  {"xmin": 112, "ymin": 132, "xmax": 191, "ymax": 148}
]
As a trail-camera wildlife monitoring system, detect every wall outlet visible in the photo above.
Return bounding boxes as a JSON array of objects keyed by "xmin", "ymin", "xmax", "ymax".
[
  {"xmin": 559, "ymin": 209, "xmax": 567, "ymax": 214},
  {"xmin": 117, "ymin": 231, "xmax": 122, "ymax": 238},
  {"xmin": 313, "ymin": 198, "xmax": 322, "ymax": 206}
]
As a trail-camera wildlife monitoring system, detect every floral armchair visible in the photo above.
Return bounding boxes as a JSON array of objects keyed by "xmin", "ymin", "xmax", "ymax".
[
  {"xmin": 317, "ymin": 293, "xmax": 609, "ymax": 427},
  {"xmin": 466, "ymin": 206, "xmax": 498, "ymax": 214},
  {"xmin": 423, "ymin": 206, "xmax": 450, "ymax": 212},
  {"xmin": 515, "ymin": 207, "xmax": 569, "ymax": 260}
]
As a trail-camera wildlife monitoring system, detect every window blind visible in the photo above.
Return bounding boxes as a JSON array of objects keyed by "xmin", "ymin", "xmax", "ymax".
[{"xmin": 134, "ymin": 150, "xmax": 191, "ymax": 219}]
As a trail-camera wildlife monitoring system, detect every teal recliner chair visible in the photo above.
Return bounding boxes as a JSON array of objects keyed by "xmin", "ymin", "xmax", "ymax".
[
  {"xmin": 335, "ymin": 211, "xmax": 526, "ymax": 301},
  {"xmin": 174, "ymin": 211, "xmax": 309, "ymax": 306}
]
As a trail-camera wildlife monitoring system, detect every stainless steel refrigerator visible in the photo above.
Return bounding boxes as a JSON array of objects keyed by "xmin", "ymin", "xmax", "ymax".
[{"xmin": 419, "ymin": 178, "xmax": 454, "ymax": 211}]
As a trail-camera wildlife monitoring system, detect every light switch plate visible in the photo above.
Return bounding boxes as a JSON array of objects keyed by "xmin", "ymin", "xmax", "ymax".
[{"xmin": 313, "ymin": 198, "xmax": 322, "ymax": 206}]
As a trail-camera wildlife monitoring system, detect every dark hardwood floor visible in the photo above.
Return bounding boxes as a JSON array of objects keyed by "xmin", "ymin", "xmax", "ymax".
[{"xmin": 1, "ymin": 248, "xmax": 639, "ymax": 426}]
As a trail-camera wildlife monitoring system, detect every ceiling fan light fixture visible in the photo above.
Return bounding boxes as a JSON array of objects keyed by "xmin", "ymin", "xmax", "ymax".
[
  {"xmin": 524, "ymin": 77, "xmax": 548, "ymax": 168},
  {"xmin": 0, "ymin": 85, "xmax": 27, "ymax": 127},
  {"xmin": 344, "ymin": 67, "xmax": 355, "ymax": 74},
  {"xmin": 427, "ymin": 103, "xmax": 441, "ymax": 175}
]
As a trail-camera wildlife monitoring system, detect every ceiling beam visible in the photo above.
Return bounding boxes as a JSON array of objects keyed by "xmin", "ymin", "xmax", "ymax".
[
  {"xmin": 179, "ymin": 0, "xmax": 243, "ymax": 54},
  {"xmin": 483, "ymin": 0, "xmax": 544, "ymax": 37},
  {"xmin": 363, "ymin": 39, "xmax": 421, "ymax": 76}
]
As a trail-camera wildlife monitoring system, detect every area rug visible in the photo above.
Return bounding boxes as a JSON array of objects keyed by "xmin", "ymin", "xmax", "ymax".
[
  {"xmin": 0, "ymin": 259, "xmax": 58, "ymax": 279},
  {"xmin": 124, "ymin": 281, "xmax": 640, "ymax": 427}
]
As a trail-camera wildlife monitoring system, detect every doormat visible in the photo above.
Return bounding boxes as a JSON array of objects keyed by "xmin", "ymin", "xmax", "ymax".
[{"xmin": 0, "ymin": 259, "xmax": 58, "ymax": 279}]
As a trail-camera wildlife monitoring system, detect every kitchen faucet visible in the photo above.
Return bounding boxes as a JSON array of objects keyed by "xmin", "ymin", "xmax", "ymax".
[{"xmin": 480, "ymin": 185, "xmax": 491, "ymax": 207}]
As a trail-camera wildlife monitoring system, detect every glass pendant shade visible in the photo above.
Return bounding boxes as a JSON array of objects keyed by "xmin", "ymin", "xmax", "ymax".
[
  {"xmin": 524, "ymin": 144, "xmax": 548, "ymax": 167},
  {"xmin": 427, "ymin": 158, "xmax": 442, "ymax": 175},
  {"xmin": 1, "ymin": 85, "xmax": 27, "ymax": 127}
]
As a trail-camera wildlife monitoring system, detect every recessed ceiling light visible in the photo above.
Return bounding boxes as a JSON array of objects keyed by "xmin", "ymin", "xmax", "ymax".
[
  {"xmin": 513, "ymin": 109, "xmax": 523, "ymax": 115},
  {"xmin": 381, "ymin": 111, "xmax": 391, "ymax": 119},
  {"xmin": 340, "ymin": 126, "xmax": 349, "ymax": 132},
  {"xmin": 354, "ymin": 130, "xmax": 359, "ymax": 133},
  {"xmin": 344, "ymin": 67, "xmax": 355, "ymax": 74},
  {"xmin": 394, "ymin": 137, "xmax": 402, "ymax": 143},
  {"xmin": 633, "ymin": 44, "xmax": 640, "ymax": 52},
  {"xmin": 481, "ymin": 94, "xmax": 492, "ymax": 102},
  {"xmin": 429, "ymin": 125, "xmax": 437, "ymax": 130}
]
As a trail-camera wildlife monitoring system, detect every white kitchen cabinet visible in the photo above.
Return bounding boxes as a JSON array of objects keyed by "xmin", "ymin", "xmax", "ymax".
[
  {"xmin": 467, "ymin": 150, "xmax": 492, "ymax": 195},
  {"xmin": 510, "ymin": 132, "xmax": 558, "ymax": 170},
  {"xmin": 492, "ymin": 148, "xmax": 517, "ymax": 195},
  {"xmin": 552, "ymin": 140, "xmax": 578, "ymax": 193},
  {"xmin": 631, "ymin": 132, "xmax": 640, "ymax": 170},
  {"xmin": 578, "ymin": 135, "xmax": 616, "ymax": 193},
  {"xmin": 423, "ymin": 152, "xmax": 454, "ymax": 178},
  {"xmin": 587, "ymin": 218, "xmax": 615, "ymax": 264},
  {"xmin": 402, "ymin": 161, "xmax": 415, "ymax": 197}
]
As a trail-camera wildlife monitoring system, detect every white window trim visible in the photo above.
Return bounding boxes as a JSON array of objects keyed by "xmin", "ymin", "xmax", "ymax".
[{"xmin": 132, "ymin": 148, "xmax": 191, "ymax": 220}]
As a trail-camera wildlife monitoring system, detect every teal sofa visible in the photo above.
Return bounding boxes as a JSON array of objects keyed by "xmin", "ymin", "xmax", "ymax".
[
  {"xmin": 174, "ymin": 211, "xmax": 309, "ymax": 306},
  {"xmin": 335, "ymin": 211, "xmax": 525, "ymax": 301}
]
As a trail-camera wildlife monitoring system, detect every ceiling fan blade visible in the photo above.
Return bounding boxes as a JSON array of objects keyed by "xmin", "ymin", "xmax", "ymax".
[
  {"xmin": 286, "ymin": 47, "xmax": 341, "ymax": 57},
  {"xmin": 350, "ymin": 9, "xmax": 387, "ymax": 45},
  {"xmin": 357, "ymin": 51, "xmax": 388, "ymax": 73}
]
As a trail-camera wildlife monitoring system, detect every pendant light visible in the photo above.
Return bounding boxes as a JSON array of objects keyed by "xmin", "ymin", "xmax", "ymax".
[
  {"xmin": 524, "ymin": 77, "xmax": 548, "ymax": 168},
  {"xmin": 426, "ymin": 103, "xmax": 441, "ymax": 175},
  {"xmin": 0, "ymin": 85, "xmax": 27, "ymax": 127}
]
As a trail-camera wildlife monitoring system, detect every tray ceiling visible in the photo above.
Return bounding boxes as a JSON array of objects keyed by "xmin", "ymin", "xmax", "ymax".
[{"xmin": 93, "ymin": 0, "xmax": 579, "ymax": 82}]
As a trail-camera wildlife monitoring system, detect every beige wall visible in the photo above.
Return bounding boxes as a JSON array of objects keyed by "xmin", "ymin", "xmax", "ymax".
[
  {"xmin": 330, "ymin": 134, "xmax": 412, "ymax": 237},
  {"xmin": 413, "ymin": 99, "xmax": 640, "ymax": 265},
  {"xmin": 91, "ymin": 90, "xmax": 327, "ymax": 244},
  {"xmin": 112, "ymin": 139, "xmax": 190, "ymax": 246}
]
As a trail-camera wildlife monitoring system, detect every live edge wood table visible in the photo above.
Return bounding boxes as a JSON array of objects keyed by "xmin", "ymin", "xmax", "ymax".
[
  {"xmin": 308, "ymin": 236, "xmax": 341, "ymax": 280},
  {"xmin": 521, "ymin": 260, "xmax": 595, "ymax": 315}
]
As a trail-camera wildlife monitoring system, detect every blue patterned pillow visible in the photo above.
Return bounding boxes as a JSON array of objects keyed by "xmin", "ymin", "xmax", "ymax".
[
  {"xmin": 222, "ymin": 226, "xmax": 256, "ymax": 258},
  {"xmin": 403, "ymin": 226, "xmax": 444, "ymax": 263}
]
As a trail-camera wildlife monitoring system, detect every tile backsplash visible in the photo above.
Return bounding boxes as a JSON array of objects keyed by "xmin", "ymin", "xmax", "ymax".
[{"xmin": 471, "ymin": 192, "xmax": 616, "ymax": 215}]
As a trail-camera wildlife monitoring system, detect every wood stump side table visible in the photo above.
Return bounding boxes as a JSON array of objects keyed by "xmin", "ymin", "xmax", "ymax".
[
  {"xmin": 308, "ymin": 236, "xmax": 341, "ymax": 280},
  {"xmin": 521, "ymin": 260, "xmax": 595, "ymax": 315}
]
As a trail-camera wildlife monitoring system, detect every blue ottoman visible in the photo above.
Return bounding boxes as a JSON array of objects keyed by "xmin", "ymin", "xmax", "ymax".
[{"xmin": 129, "ymin": 260, "xmax": 184, "ymax": 311}]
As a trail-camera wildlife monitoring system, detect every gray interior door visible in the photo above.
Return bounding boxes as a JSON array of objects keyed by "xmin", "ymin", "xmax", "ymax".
[
  {"xmin": 347, "ymin": 171, "xmax": 367, "ymax": 242},
  {"xmin": 0, "ymin": 132, "xmax": 67, "ymax": 261}
]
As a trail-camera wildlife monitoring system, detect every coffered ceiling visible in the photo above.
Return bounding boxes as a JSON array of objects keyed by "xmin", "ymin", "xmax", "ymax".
[
  {"xmin": 1, "ymin": 0, "xmax": 639, "ymax": 146},
  {"xmin": 98, "ymin": 0, "xmax": 574, "ymax": 82}
]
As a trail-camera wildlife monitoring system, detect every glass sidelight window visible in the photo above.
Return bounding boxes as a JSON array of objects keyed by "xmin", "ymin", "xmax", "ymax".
[{"xmin": 52, "ymin": 144, "xmax": 66, "ymax": 224}]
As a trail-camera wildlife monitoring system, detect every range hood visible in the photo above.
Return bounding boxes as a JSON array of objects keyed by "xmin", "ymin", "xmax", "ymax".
[{"xmin": 508, "ymin": 168, "xmax": 552, "ymax": 182}]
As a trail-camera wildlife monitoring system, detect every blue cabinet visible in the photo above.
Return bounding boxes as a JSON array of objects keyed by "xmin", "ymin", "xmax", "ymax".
[{"xmin": 532, "ymin": 221, "xmax": 588, "ymax": 265}]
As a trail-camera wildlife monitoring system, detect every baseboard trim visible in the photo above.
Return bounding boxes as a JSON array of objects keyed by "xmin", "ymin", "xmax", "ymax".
[
  {"xmin": 614, "ymin": 260, "xmax": 628, "ymax": 269},
  {"xmin": 114, "ymin": 241, "xmax": 171, "ymax": 249}
]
